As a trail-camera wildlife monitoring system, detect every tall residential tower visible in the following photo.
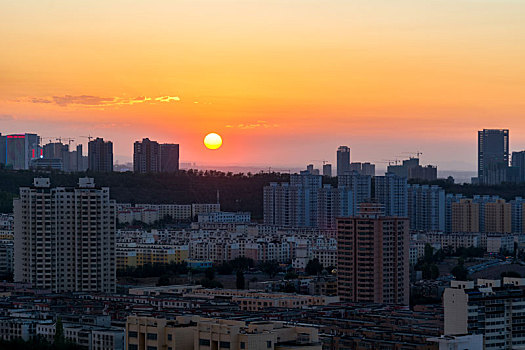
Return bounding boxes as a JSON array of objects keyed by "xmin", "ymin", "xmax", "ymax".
[
  {"xmin": 337, "ymin": 203, "xmax": 409, "ymax": 305},
  {"xmin": 14, "ymin": 178, "xmax": 116, "ymax": 293},
  {"xmin": 88, "ymin": 138, "xmax": 113, "ymax": 172}
]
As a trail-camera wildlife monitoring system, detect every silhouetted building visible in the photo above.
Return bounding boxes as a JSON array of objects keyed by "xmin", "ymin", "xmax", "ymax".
[
  {"xmin": 322, "ymin": 163, "xmax": 332, "ymax": 177},
  {"xmin": 160, "ymin": 144, "xmax": 179, "ymax": 172},
  {"xmin": 133, "ymin": 139, "xmax": 179, "ymax": 173},
  {"xmin": 408, "ymin": 165, "xmax": 437, "ymax": 181},
  {"xmin": 478, "ymin": 129, "xmax": 509, "ymax": 185},
  {"xmin": 41, "ymin": 142, "xmax": 87, "ymax": 172},
  {"xmin": 387, "ymin": 157, "xmax": 437, "ymax": 181},
  {"xmin": 0, "ymin": 133, "xmax": 40, "ymax": 170},
  {"xmin": 512, "ymin": 151, "xmax": 525, "ymax": 183},
  {"xmin": 337, "ymin": 203, "xmax": 409, "ymax": 305},
  {"xmin": 361, "ymin": 162, "xmax": 375, "ymax": 176},
  {"xmin": 133, "ymin": 138, "xmax": 160, "ymax": 173},
  {"xmin": 88, "ymin": 138, "xmax": 113, "ymax": 172},
  {"xmin": 337, "ymin": 146, "xmax": 350, "ymax": 176}
]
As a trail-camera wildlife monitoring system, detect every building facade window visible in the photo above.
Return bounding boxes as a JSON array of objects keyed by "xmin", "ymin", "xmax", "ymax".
[{"xmin": 199, "ymin": 339, "xmax": 211, "ymax": 346}]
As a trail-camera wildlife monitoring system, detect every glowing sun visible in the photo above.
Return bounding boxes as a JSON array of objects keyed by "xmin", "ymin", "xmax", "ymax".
[{"xmin": 204, "ymin": 133, "xmax": 223, "ymax": 150}]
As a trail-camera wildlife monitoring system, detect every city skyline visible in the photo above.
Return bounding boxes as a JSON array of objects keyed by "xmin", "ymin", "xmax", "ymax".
[{"xmin": 1, "ymin": 0, "xmax": 525, "ymax": 171}]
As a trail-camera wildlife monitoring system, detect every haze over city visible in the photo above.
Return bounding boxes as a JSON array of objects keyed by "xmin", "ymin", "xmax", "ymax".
[{"xmin": 2, "ymin": 0, "xmax": 525, "ymax": 172}]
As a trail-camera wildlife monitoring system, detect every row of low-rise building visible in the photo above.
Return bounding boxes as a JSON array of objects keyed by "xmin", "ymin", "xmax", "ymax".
[
  {"xmin": 116, "ymin": 243, "xmax": 189, "ymax": 269},
  {"xmin": 0, "ymin": 317, "xmax": 124, "ymax": 349},
  {"xmin": 118, "ymin": 203, "xmax": 221, "ymax": 224},
  {"xmin": 116, "ymin": 227, "xmax": 337, "ymax": 269},
  {"xmin": 409, "ymin": 231, "xmax": 525, "ymax": 265}
]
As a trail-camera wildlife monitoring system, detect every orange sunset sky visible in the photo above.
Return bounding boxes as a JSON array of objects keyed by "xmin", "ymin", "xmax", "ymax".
[{"xmin": 1, "ymin": 0, "xmax": 524, "ymax": 171}]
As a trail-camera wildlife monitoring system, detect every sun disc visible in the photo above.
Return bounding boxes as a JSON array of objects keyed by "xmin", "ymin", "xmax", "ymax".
[{"xmin": 204, "ymin": 133, "xmax": 222, "ymax": 150}]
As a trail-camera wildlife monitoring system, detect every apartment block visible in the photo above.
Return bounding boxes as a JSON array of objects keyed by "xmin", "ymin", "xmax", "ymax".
[
  {"xmin": 444, "ymin": 278, "xmax": 525, "ymax": 349},
  {"xmin": 484, "ymin": 199, "xmax": 512, "ymax": 233},
  {"xmin": 407, "ymin": 185, "xmax": 445, "ymax": 232},
  {"xmin": 451, "ymin": 199, "xmax": 479, "ymax": 232},
  {"xmin": 337, "ymin": 171, "xmax": 371, "ymax": 214},
  {"xmin": 337, "ymin": 203, "xmax": 409, "ymax": 305},
  {"xmin": 374, "ymin": 173, "xmax": 408, "ymax": 217},
  {"xmin": 88, "ymin": 138, "xmax": 113, "ymax": 172},
  {"xmin": 14, "ymin": 178, "xmax": 116, "ymax": 293},
  {"xmin": 264, "ymin": 174, "xmax": 353, "ymax": 229}
]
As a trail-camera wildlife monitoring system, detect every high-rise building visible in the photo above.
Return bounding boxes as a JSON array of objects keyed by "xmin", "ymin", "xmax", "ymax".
[
  {"xmin": 512, "ymin": 151, "xmax": 525, "ymax": 183},
  {"xmin": 264, "ymin": 173, "xmax": 353, "ymax": 229},
  {"xmin": 387, "ymin": 158, "xmax": 437, "ymax": 181},
  {"xmin": 41, "ymin": 142, "xmax": 87, "ymax": 172},
  {"xmin": 160, "ymin": 143, "xmax": 179, "ymax": 172},
  {"xmin": 511, "ymin": 197, "xmax": 525, "ymax": 234},
  {"xmin": 361, "ymin": 162, "xmax": 375, "ymax": 176},
  {"xmin": 88, "ymin": 138, "xmax": 113, "ymax": 172},
  {"xmin": 484, "ymin": 199, "xmax": 511, "ymax": 233},
  {"xmin": 407, "ymin": 184, "xmax": 445, "ymax": 232},
  {"xmin": 349, "ymin": 162, "xmax": 361, "ymax": 173},
  {"xmin": 337, "ymin": 203, "xmax": 409, "ymax": 305},
  {"xmin": 445, "ymin": 194, "xmax": 464, "ymax": 233},
  {"xmin": 290, "ymin": 172, "xmax": 322, "ymax": 188},
  {"xmin": 473, "ymin": 195, "xmax": 501, "ymax": 233},
  {"xmin": 322, "ymin": 163, "xmax": 332, "ymax": 177},
  {"xmin": 13, "ymin": 178, "xmax": 116, "ymax": 293},
  {"xmin": 338, "ymin": 171, "xmax": 372, "ymax": 214},
  {"xmin": 374, "ymin": 173, "xmax": 408, "ymax": 217},
  {"xmin": 451, "ymin": 199, "xmax": 479, "ymax": 233},
  {"xmin": 133, "ymin": 139, "xmax": 180, "ymax": 173},
  {"xmin": 408, "ymin": 165, "xmax": 437, "ymax": 181},
  {"xmin": 0, "ymin": 133, "xmax": 40, "ymax": 170},
  {"xmin": 336, "ymin": 146, "xmax": 350, "ymax": 176},
  {"xmin": 133, "ymin": 138, "xmax": 161, "ymax": 173},
  {"xmin": 478, "ymin": 129, "xmax": 509, "ymax": 185}
]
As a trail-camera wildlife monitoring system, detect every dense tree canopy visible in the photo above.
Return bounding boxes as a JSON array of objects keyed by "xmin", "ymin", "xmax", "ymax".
[{"xmin": 0, "ymin": 169, "xmax": 289, "ymax": 218}]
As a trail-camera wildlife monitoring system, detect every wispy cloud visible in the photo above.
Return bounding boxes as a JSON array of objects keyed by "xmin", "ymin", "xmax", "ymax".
[
  {"xmin": 17, "ymin": 94, "xmax": 182, "ymax": 108},
  {"xmin": 225, "ymin": 121, "xmax": 278, "ymax": 129},
  {"xmin": 155, "ymin": 96, "xmax": 180, "ymax": 102},
  {"xmin": 53, "ymin": 95, "xmax": 115, "ymax": 106}
]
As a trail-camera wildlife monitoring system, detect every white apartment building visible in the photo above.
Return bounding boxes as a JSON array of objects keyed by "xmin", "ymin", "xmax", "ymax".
[
  {"xmin": 444, "ymin": 278, "xmax": 525, "ymax": 349},
  {"xmin": 14, "ymin": 178, "xmax": 116, "ymax": 293}
]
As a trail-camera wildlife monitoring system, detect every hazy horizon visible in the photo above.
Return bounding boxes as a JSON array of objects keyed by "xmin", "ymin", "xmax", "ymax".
[{"xmin": 2, "ymin": 0, "xmax": 524, "ymax": 172}]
